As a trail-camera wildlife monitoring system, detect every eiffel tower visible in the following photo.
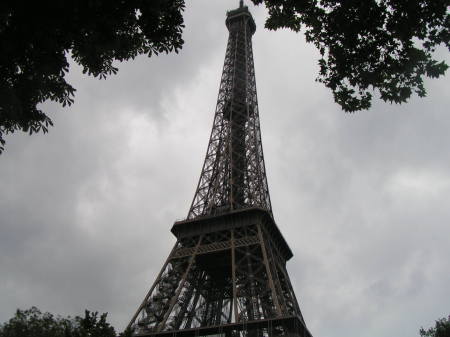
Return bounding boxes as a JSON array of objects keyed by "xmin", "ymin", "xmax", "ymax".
[{"xmin": 128, "ymin": 2, "xmax": 313, "ymax": 337}]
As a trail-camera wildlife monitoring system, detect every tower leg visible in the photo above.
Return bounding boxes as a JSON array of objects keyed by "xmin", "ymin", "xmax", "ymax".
[{"xmin": 128, "ymin": 241, "xmax": 179, "ymax": 330}]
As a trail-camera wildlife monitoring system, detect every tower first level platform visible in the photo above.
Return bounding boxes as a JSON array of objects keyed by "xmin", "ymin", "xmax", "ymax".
[{"xmin": 129, "ymin": 208, "xmax": 312, "ymax": 337}]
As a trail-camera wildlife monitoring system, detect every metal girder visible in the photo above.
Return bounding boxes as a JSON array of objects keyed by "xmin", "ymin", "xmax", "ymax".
[
  {"xmin": 187, "ymin": 4, "xmax": 271, "ymax": 220},
  {"xmin": 128, "ymin": 3, "xmax": 313, "ymax": 337},
  {"xmin": 129, "ymin": 220, "xmax": 311, "ymax": 337}
]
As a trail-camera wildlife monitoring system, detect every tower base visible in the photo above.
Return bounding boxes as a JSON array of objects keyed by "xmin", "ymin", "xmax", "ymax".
[{"xmin": 129, "ymin": 209, "xmax": 312, "ymax": 337}]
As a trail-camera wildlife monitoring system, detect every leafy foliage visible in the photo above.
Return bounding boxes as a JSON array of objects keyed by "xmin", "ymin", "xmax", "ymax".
[
  {"xmin": 252, "ymin": 0, "xmax": 449, "ymax": 112},
  {"xmin": 0, "ymin": 307, "xmax": 72, "ymax": 337},
  {"xmin": 0, "ymin": 307, "xmax": 117, "ymax": 337},
  {"xmin": 0, "ymin": 0, "xmax": 185, "ymax": 153},
  {"xmin": 0, "ymin": 0, "xmax": 448, "ymax": 153},
  {"xmin": 420, "ymin": 316, "xmax": 450, "ymax": 337},
  {"xmin": 76, "ymin": 310, "xmax": 116, "ymax": 337}
]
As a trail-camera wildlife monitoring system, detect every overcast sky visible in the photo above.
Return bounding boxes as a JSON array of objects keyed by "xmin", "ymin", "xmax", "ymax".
[{"xmin": 1, "ymin": 1, "xmax": 449, "ymax": 336}]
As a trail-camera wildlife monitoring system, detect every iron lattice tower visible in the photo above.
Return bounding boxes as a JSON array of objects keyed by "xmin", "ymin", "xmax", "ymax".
[{"xmin": 128, "ymin": 3, "xmax": 313, "ymax": 337}]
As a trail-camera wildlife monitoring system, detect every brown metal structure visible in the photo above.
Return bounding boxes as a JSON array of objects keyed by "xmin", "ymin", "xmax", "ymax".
[{"xmin": 128, "ymin": 3, "xmax": 312, "ymax": 337}]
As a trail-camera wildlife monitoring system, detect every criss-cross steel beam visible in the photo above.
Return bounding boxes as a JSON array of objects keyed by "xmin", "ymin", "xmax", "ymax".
[
  {"xmin": 128, "ymin": 3, "xmax": 313, "ymax": 337},
  {"xmin": 187, "ymin": 4, "xmax": 271, "ymax": 220}
]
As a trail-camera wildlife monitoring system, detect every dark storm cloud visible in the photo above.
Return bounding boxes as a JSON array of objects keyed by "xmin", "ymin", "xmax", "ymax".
[
  {"xmin": 264, "ymin": 68, "xmax": 450, "ymax": 335},
  {"xmin": 251, "ymin": 19, "xmax": 450, "ymax": 336},
  {"xmin": 1, "ymin": 1, "xmax": 449, "ymax": 337},
  {"xmin": 0, "ymin": 0, "xmax": 232, "ymax": 326}
]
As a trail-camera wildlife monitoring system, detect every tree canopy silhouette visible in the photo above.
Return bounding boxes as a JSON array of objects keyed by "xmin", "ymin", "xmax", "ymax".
[
  {"xmin": 0, "ymin": 307, "xmax": 118, "ymax": 337},
  {"xmin": 253, "ymin": 0, "xmax": 449, "ymax": 111},
  {"xmin": 0, "ymin": 0, "xmax": 448, "ymax": 153},
  {"xmin": 420, "ymin": 316, "xmax": 450, "ymax": 337},
  {"xmin": 0, "ymin": 1, "xmax": 185, "ymax": 153}
]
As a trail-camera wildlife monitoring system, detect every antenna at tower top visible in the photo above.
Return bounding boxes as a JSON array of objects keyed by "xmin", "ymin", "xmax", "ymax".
[{"xmin": 239, "ymin": 0, "xmax": 243, "ymax": 8}]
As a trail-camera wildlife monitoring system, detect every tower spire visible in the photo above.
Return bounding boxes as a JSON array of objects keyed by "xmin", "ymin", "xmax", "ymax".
[{"xmin": 187, "ymin": 3, "xmax": 269, "ymax": 220}]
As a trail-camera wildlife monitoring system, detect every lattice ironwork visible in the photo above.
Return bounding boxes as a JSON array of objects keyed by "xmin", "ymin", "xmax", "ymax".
[
  {"xmin": 129, "ymin": 210, "xmax": 312, "ymax": 337},
  {"xmin": 128, "ymin": 3, "xmax": 313, "ymax": 337},
  {"xmin": 187, "ymin": 2, "xmax": 271, "ymax": 220}
]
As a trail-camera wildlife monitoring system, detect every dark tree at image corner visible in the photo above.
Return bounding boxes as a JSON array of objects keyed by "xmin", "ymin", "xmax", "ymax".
[
  {"xmin": 420, "ymin": 316, "xmax": 450, "ymax": 337},
  {"xmin": 252, "ymin": 0, "xmax": 449, "ymax": 112},
  {"xmin": 0, "ymin": 0, "xmax": 448, "ymax": 154},
  {"xmin": 0, "ymin": 0, "xmax": 185, "ymax": 153},
  {"xmin": 0, "ymin": 307, "xmax": 117, "ymax": 337}
]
